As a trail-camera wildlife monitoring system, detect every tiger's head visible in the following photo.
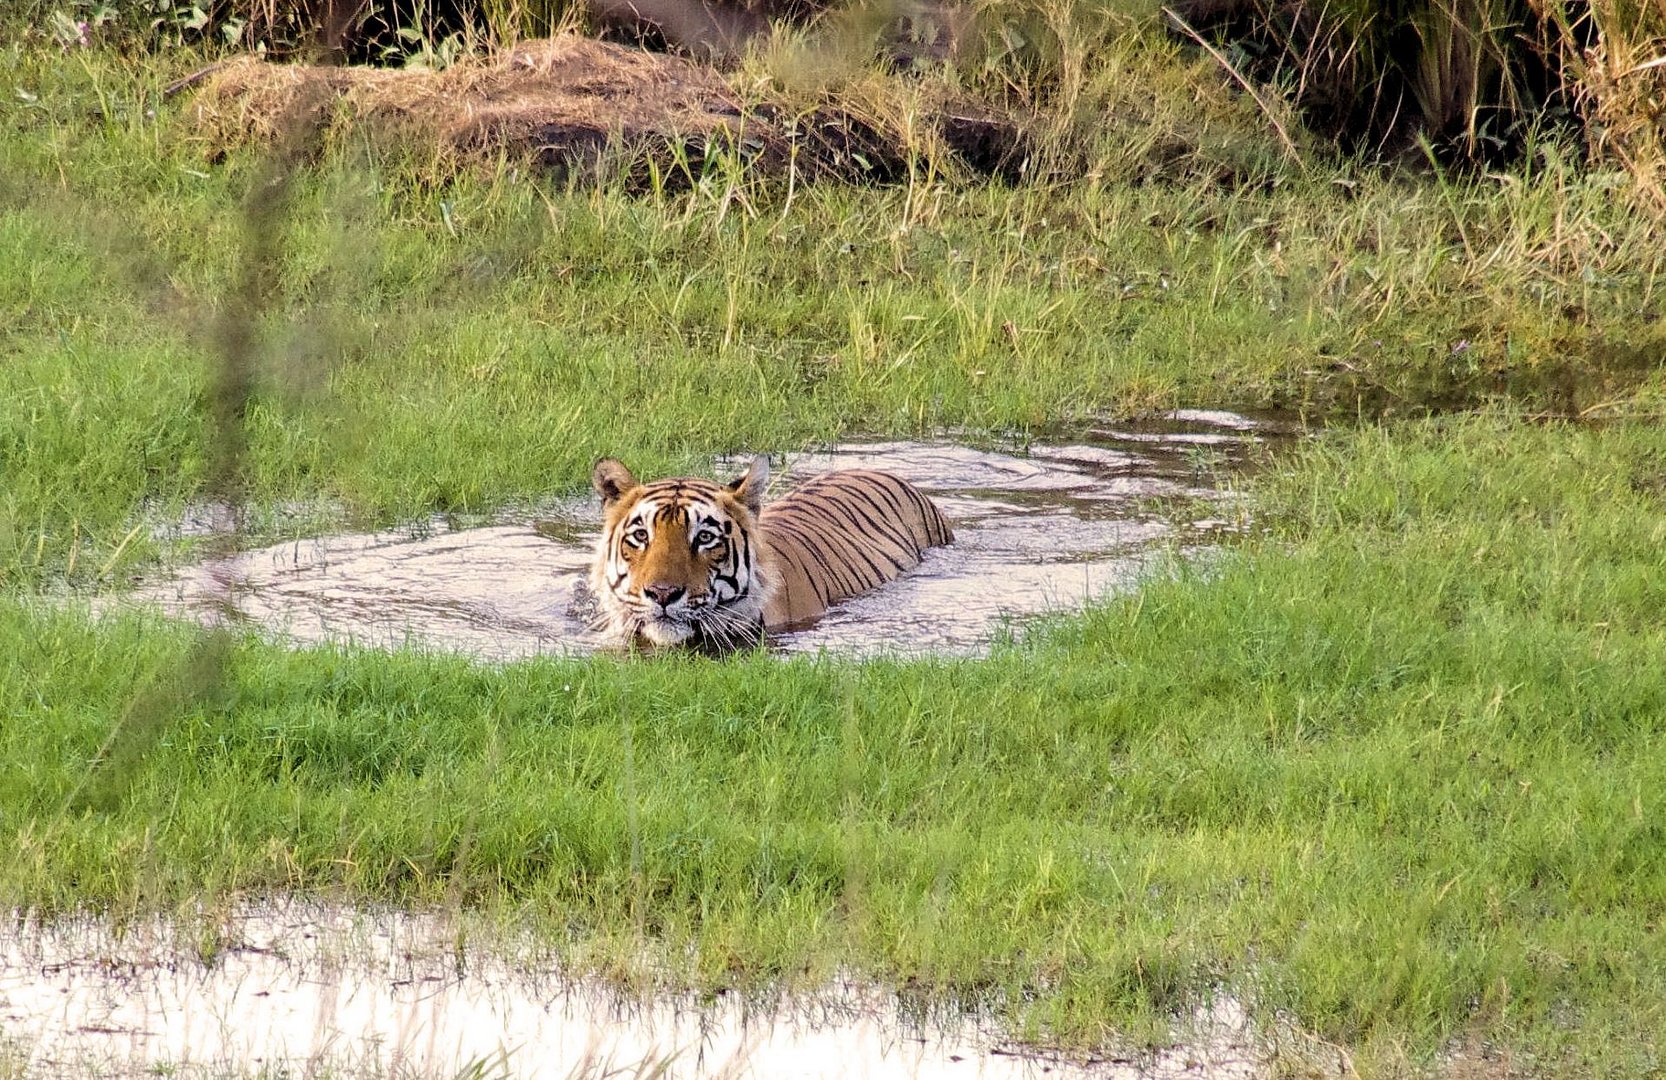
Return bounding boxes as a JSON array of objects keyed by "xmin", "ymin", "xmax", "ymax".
[{"xmin": 590, "ymin": 456, "xmax": 774, "ymax": 651}]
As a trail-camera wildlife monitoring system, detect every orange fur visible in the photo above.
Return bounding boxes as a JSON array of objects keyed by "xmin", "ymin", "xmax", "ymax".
[{"xmin": 591, "ymin": 457, "xmax": 951, "ymax": 649}]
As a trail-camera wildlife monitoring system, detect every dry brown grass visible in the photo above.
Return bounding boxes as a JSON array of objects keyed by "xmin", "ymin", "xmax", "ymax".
[
  {"xmin": 1548, "ymin": 0, "xmax": 1666, "ymax": 211},
  {"xmin": 184, "ymin": 31, "xmax": 1038, "ymax": 185},
  {"xmin": 190, "ymin": 36, "xmax": 751, "ymax": 177}
]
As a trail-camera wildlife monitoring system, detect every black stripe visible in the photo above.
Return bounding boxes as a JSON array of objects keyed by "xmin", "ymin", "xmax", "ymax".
[
  {"xmin": 772, "ymin": 528, "xmax": 846, "ymax": 601},
  {"xmin": 800, "ymin": 534, "xmax": 860, "ymax": 596},
  {"xmin": 800, "ymin": 495, "xmax": 911, "ymax": 574},
  {"xmin": 900, "ymin": 481, "xmax": 949, "ymax": 544},
  {"xmin": 713, "ymin": 532, "xmax": 743, "ymax": 596},
  {"xmin": 815, "ymin": 472, "xmax": 939, "ymax": 547},
  {"xmin": 817, "ymin": 488, "xmax": 918, "ymax": 559},
  {"xmin": 846, "ymin": 473, "xmax": 912, "ymax": 522},
  {"xmin": 795, "ymin": 487, "xmax": 914, "ymax": 557},
  {"xmin": 786, "ymin": 503, "xmax": 893, "ymax": 589},
  {"xmin": 777, "ymin": 543, "xmax": 833, "ymax": 605},
  {"xmin": 769, "ymin": 503, "xmax": 899, "ymax": 586},
  {"xmin": 773, "ymin": 563, "xmax": 803, "ymax": 613},
  {"xmin": 738, "ymin": 523, "xmax": 756, "ymax": 581},
  {"xmin": 887, "ymin": 475, "xmax": 939, "ymax": 529}
]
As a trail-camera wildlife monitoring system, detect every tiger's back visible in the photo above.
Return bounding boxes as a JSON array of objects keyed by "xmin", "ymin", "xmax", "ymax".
[{"xmin": 761, "ymin": 469, "xmax": 953, "ymax": 629}]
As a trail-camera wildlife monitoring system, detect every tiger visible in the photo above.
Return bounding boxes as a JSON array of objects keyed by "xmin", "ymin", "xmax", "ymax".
[{"xmin": 590, "ymin": 455, "xmax": 953, "ymax": 652}]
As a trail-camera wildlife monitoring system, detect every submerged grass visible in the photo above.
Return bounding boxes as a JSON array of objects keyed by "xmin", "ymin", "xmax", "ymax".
[{"xmin": 3, "ymin": 26, "xmax": 1666, "ymax": 1079}]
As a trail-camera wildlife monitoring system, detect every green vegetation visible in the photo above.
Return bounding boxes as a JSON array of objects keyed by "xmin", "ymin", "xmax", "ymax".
[
  {"xmin": 5, "ymin": 39, "xmax": 1664, "ymax": 588},
  {"xmin": 3, "ymin": 8, "xmax": 1665, "ymax": 1076},
  {"xmin": 6, "ymin": 419, "xmax": 1665, "ymax": 1076},
  {"xmin": 1168, "ymin": 0, "xmax": 1666, "ymax": 168}
]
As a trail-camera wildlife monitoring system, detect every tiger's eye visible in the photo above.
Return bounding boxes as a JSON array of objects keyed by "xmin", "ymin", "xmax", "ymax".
[
  {"xmin": 627, "ymin": 528, "xmax": 650, "ymax": 546},
  {"xmin": 694, "ymin": 528, "xmax": 719, "ymax": 546}
]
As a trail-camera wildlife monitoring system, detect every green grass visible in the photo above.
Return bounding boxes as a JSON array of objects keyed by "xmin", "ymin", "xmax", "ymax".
[
  {"xmin": 3, "ymin": 31, "xmax": 1666, "ymax": 1078},
  {"xmin": 5, "ymin": 417, "xmax": 1665, "ymax": 1076},
  {"xmin": 4, "ymin": 40, "xmax": 1665, "ymax": 588}
]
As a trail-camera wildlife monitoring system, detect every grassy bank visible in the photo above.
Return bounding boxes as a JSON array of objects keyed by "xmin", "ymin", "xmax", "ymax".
[
  {"xmin": 4, "ymin": 39, "xmax": 1666, "ymax": 588},
  {"xmin": 4, "ymin": 417, "xmax": 1665, "ymax": 1076},
  {"xmin": 3, "ymin": 23, "xmax": 1666, "ymax": 1078}
]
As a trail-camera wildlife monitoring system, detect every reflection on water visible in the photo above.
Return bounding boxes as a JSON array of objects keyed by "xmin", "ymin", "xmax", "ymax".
[
  {"xmin": 0, "ymin": 901, "xmax": 1282, "ymax": 1079},
  {"xmin": 123, "ymin": 412, "xmax": 1294, "ymax": 659}
]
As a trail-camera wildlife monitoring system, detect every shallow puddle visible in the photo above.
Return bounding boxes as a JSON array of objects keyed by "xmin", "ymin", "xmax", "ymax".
[
  {"xmin": 126, "ymin": 411, "xmax": 1292, "ymax": 658},
  {"xmin": 0, "ymin": 902, "xmax": 1287, "ymax": 1079}
]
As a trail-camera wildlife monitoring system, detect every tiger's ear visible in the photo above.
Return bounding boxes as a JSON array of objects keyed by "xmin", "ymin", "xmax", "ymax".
[
  {"xmin": 592, "ymin": 458, "xmax": 638, "ymax": 507},
  {"xmin": 726, "ymin": 455, "xmax": 769, "ymax": 515}
]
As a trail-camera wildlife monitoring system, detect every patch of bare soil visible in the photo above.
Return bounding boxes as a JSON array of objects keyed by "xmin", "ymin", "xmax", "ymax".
[{"xmin": 185, "ymin": 34, "xmax": 1032, "ymax": 187}]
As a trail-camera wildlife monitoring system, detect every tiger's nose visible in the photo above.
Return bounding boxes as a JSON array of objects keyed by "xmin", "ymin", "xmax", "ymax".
[{"xmin": 644, "ymin": 584, "xmax": 685, "ymax": 608}]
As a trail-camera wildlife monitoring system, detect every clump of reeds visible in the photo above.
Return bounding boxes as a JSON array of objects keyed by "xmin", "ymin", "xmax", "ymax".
[
  {"xmin": 1162, "ymin": 0, "xmax": 1570, "ymax": 162},
  {"xmin": 949, "ymin": 0, "xmax": 1307, "ymax": 182},
  {"xmin": 1164, "ymin": 0, "xmax": 1666, "ymax": 203},
  {"xmin": 1548, "ymin": 0, "xmax": 1666, "ymax": 210}
]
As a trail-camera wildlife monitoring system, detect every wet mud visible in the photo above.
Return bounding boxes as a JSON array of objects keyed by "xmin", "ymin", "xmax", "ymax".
[{"xmin": 0, "ymin": 901, "xmax": 1286, "ymax": 1079}]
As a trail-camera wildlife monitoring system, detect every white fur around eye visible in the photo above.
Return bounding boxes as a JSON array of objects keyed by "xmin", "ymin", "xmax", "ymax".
[{"xmin": 590, "ymin": 485, "xmax": 776, "ymax": 652}]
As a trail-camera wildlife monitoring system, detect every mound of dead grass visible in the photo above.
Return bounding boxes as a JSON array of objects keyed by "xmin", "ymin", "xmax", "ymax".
[
  {"xmin": 184, "ymin": 33, "xmax": 1033, "ymax": 186},
  {"xmin": 190, "ymin": 36, "xmax": 762, "ymax": 180}
]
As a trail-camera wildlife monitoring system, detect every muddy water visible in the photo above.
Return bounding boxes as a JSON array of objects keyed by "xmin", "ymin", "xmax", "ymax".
[
  {"xmin": 127, "ymin": 411, "xmax": 1291, "ymax": 658},
  {"xmin": 0, "ymin": 902, "xmax": 1285, "ymax": 1079}
]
